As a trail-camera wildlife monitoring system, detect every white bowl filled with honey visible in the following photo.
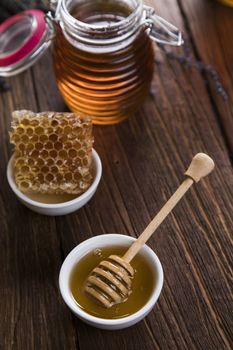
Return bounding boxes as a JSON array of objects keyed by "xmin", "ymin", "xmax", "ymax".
[
  {"xmin": 7, "ymin": 110, "xmax": 102, "ymax": 215},
  {"xmin": 59, "ymin": 234, "xmax": 163, "ymax": 330}
]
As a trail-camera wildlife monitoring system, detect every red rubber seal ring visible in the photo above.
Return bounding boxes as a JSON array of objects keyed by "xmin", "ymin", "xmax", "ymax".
[{"xmin": 0, "ymin": 10, "xmax": 46, "ymax": 67}]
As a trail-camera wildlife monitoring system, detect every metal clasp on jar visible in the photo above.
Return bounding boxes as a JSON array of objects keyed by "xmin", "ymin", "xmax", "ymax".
[
  {"xmin": 44, "ymin": 0, "xmax": 63, "ymax": 42},
  {"xmin": 141, "ymin": 5, "xmax": 183, "ymax": 46},
  {"xmin": 44, "ymin": 12, "xmax": 57, "ymax": 42}
]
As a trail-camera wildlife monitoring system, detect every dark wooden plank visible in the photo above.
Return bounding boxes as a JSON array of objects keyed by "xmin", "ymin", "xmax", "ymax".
[
  {"xmin": 175, "ymin": 0, "xmax": 233, "ymax": 155},
  {"xmin": 0, "ymin": 71, "xmax": 77, "ymax": 349},
  {"xmin": 29, "ymin": 51, "xmax": 159, "ymax": 350},
  {"xmin": 0, "ymin": 0, "xmax": 232, "ymax": 349}
]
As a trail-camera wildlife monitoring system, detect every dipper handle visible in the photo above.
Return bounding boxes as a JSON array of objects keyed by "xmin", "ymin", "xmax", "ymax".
[
  {"xmin": 184, "ymin": 153, "xmax": 215, "ymax": 183},
  {"xmin": 122, "ymin": 153, "xmax": 215, "ymax": 263}
]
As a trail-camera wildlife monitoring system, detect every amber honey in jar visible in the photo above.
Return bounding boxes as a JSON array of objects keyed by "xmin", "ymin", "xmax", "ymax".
[
  {"xmin": 0, "ymin": 1, "xmax": 182, "ymax": 121},
  {"xmin": 52, "ymin": 0, "xmax": 183, "ymax": 125}
]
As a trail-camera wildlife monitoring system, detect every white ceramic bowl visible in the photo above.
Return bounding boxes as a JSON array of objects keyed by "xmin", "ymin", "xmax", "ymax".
[
  {"xmin": 59, "ymin": 234, "xmax": 163, "ymax": 330},
  {"xmin": 7, "ymin": 149, "xmax": 102, "ymax": 216}
]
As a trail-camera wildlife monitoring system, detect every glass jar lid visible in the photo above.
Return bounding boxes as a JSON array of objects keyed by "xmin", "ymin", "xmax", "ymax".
[{"xmin": 0, "ymin": 10, "xmax": 54, "ymax": 77}]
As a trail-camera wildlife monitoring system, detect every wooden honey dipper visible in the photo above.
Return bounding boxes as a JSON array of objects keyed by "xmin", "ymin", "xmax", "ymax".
[{"xmin": 84, "ymin": 153, "xmax": 215, "ymax": 308}]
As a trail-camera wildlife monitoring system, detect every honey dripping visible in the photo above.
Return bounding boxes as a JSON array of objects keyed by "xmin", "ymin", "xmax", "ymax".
[
  {"xmin": 53, "ymin": 0, "xmax": 154, "ymax": 125},
  {"xmin": 70, "ymin": 245, "xmax": 155, "ymax": 319}
]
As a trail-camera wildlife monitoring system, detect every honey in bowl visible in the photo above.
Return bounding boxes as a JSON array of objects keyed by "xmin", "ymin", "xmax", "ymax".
[
  {"xmin": 70, "ymin": 245, "xmax": 156, "ymax": 319},
  {"xmin": 26, "ymin": 192, "xmax": 77, "ymax": 204}
]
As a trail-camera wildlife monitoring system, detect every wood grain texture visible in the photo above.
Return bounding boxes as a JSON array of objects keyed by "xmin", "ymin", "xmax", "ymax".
[
  {"xmin": 178, "ymin": 0, "xmax": 233, "ymax": 156},
  {"xmin": 0, "ymin": 1, "xmax": 232, "ymax": 349}
]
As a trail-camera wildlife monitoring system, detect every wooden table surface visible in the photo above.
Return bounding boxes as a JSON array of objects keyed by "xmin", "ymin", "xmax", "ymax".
[{"xmin": 0, "ymin": 0, "xmax": 232, "ymax": 349}]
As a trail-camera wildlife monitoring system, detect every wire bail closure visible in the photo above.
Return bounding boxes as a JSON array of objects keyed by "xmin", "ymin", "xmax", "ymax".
[
  {"xmin": 49, "ymin": 1, "xmax": 183, "ymax": 47},
  {"xmin": 49, "ymin": 0, "xmax": 63, "ymax": 19},
  {"xmin": 142, "ymin": 5, "xmax": 183, "ymax": 46},
  {"xmin": 44, "ymin": 12, "xmax": 57, "ymax": 42},
  {"xmin": 45, "ymin": 0, "xmax": 64, "ymax": 41}
]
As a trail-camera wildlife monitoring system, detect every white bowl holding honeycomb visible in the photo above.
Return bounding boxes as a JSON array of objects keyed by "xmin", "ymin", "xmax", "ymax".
[{"xmin": 7, "ymin": 149, "xmax": 102, "ymax": 216}]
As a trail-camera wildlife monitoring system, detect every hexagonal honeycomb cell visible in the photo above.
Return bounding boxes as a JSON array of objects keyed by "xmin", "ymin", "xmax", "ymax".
[{"xmin": 10, "ymin": 110, "xmax": 94, "ymax": 195}]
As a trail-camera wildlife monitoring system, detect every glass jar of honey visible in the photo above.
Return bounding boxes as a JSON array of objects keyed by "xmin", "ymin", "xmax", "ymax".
[
  {"xmin": 0, "ymin": 0, "xmax": 182, "ymax": 124},
  {"xmin": 52, "ymin": 0, "xmax": 182, "ymax": 124}
]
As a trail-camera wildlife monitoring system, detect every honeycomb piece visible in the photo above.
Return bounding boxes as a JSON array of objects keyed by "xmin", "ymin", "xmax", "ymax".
[{"xmin": 10, "ymin": 110, "xmax": 94, "ymax": 195}]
